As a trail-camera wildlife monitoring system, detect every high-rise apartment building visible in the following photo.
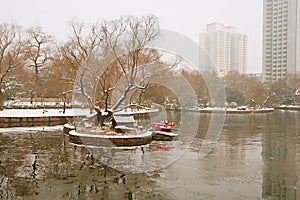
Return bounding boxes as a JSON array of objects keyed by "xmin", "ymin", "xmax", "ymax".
[
  {"xmin": 262, "ymin": 0, "xmax": 300, "ymax": 83},
  {"xmin": 199, "ymin": 23, "xmax": 248, "ymax": 74}
]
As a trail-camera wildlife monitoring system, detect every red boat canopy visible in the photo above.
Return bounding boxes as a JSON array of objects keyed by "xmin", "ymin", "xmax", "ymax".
[{"xmin": 151, "ymin": 122, "xmax": 175, "ymax": 127}]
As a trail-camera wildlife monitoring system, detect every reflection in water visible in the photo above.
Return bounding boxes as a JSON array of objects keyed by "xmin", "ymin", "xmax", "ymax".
[
  {"xmin": 262, "ymin": 111, "xmax": 299, "ymax": 200},
  {"xmin": 0, "ymin": 110, "xmax": 299, "ymax": 199}
]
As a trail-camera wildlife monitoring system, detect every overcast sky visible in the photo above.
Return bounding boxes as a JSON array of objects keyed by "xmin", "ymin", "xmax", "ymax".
[{"xmin": 0, "ymin": 0, "xmax": 262, "ymax": 73}]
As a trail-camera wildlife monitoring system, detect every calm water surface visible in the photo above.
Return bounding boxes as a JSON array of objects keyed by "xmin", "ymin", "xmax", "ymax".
[{"xmin": 0, "ymin": 110, "xmax": 299, "ymax": 200}]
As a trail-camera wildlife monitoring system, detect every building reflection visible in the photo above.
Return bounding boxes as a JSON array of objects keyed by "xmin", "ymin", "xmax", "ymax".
[
  {"xmin": 261, "ymin": 111, "xmax": 299, "ymax": 199},
  {"xmin": 160, "ymin": 113, "xmax": 264, "ymax": 199}
]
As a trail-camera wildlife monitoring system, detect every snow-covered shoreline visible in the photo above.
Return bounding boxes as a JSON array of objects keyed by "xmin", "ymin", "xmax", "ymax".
[
  {"xmin": 0, "ymin": 125, "xmax": 64, "ymax": 133},
  {"xmin": 0, "ymin": 108, "xmax": 90, "ymax": 118}
]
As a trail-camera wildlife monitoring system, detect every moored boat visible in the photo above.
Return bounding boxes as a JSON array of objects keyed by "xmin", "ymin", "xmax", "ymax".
[{"xmin": 151, "ymin": 121, "xmax": 178, "ymax": 141}]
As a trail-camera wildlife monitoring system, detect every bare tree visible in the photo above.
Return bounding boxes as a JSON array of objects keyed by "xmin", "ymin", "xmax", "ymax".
[
  {"xmin": 59, "ymin": 16, "xmax": 179, "ymax": 114},
  {"xmin": 287, "ymin": 73, "xmax": 300, "ymax": 90},
  {"xmin": 58, "ymin": 20, "xmax": 104, "ymax": 112},
  {"xmin": 25, "ymin": 26, "xmax": 54, "ymax": 103},
  {"xmin": 100, "ymin": 15, "xmax": 167, "ymax": 111},
  {"xmin": 0, "ymin": 23, "xmax": 25, "ymax": 110},
  {"xmin": 55, "ymin": 41, "xmax": 81, "ymax": 111},
  {"xmin": 181, "ymin": 70, "xmax": 209, "ymax": 105},
  {"xmin": 223, "ymin": 71, "xmax": 269, "ymax": 105}
]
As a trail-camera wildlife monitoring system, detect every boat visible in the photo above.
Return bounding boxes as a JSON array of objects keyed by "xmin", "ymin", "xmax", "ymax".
[
  {"xmin": 68, "ymin": 116, "xmax": 153, "ymax": 147},
  {"xmin": 150, "ymin": 121, "xmax": 178, "ymax": 141},
  {"xmin": 149, "ymin": 142, "xmax": 174, "ymax": 151}
]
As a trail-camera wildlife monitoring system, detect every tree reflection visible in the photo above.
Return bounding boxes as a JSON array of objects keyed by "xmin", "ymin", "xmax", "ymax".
[{"xmin": 0, "ymin": 111, "xmax": 300, "ymax": 199}]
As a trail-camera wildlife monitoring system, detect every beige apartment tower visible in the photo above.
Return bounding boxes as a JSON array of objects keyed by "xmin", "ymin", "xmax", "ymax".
[
  {"xmin": 262, "ymin": 0, "xmax": 300, "ymax": 83},
  {"xmin": 199, "ymin": 23, "xmax": 248, "ymax": 74}
]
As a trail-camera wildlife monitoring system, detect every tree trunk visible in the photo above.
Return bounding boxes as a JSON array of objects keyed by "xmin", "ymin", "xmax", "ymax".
[
  {"xmin": 105, "ymin": 92, "xmax": 109, "ymax": 111},
  {"xmin": 30, "ymin": 91, "xmax": 33, "ymax": 104},
  {"xmin": 0, "ymin": 90, "xmax": 4, "ymax": 111},
  {"xmin": 33, "ymin": 69, "xmax": 39, "ymax": 103},
  {"xmin": 138, "ymin": 90, "xmax": 145, "ymax": 105},
  {"xmin": 63, "ymin": 99, "xmax": 66, "ymax": 114}
]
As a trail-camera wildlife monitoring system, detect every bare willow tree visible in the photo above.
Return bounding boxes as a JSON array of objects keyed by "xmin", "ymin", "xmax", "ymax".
[
  {"xmin": 100, "ymin": 15, "xmax": 177, "ymax": 111},
  {"xmin": 58, "ymin": 20, "xmax": 103, "ymax": 112},
  {"xmin": 131, "ymin": 49, "xmax": 180, "ymax": 106},
  {"xmin": 0, "ymin": 23, "xmax": 25, "ymax": 110},
  {"xmin": 59, "ymin": 15, "xmax": 179, "ymax": 114},
  {"xmin": 25, "ymin": 26, "xmax": 54, "ymax": 103}
]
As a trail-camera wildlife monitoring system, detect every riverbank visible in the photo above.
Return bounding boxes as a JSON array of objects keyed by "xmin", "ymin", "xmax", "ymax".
[
  {"xmin": 276, "ymin": 105, "xmax": 300, "ymax": 111},
  {"xmin": 0, "ymin": 108, "xmax": 89, "ymax": 128}
]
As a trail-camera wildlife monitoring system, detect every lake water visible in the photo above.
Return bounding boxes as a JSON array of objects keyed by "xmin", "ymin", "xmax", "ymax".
[{"xmin": 0, "ymin": 110, "xmax": 299, "ymax": 200}]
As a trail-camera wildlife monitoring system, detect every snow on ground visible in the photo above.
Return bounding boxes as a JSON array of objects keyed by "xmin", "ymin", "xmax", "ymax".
[
  {"xmin": 0, "ymin": 108, "xmax": 90, "ymax": 118},
  {"xmin": 0, "ymin": 125, "xmax": 64, "ymax": 133}
]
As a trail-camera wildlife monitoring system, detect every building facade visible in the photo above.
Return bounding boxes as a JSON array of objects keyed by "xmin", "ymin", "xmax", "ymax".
[
  {"xmin": 262, "ymin": 0, "xmax": 300, "ymax": 83},
  {"xmin": 199, "ymin": 23, "xmax": 248, "ymax": 74}
]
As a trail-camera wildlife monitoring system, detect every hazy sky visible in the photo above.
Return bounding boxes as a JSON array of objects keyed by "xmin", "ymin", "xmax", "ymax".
[{"xmin": 0, "ymin": 0, "xmax": 262, "ymax": 73}]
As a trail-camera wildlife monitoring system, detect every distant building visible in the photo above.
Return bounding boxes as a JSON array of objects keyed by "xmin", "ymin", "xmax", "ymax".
[
  {"xmin": 247, "ymin": 73, "xmax": 263, "ymax": 82},
  {"xmin": 262, "ymin": 0, "xmax": 300, "ymax": 83},
  {"xmin": 199, "ymin": 23, "xmax": 248, "ymax": 74}
]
